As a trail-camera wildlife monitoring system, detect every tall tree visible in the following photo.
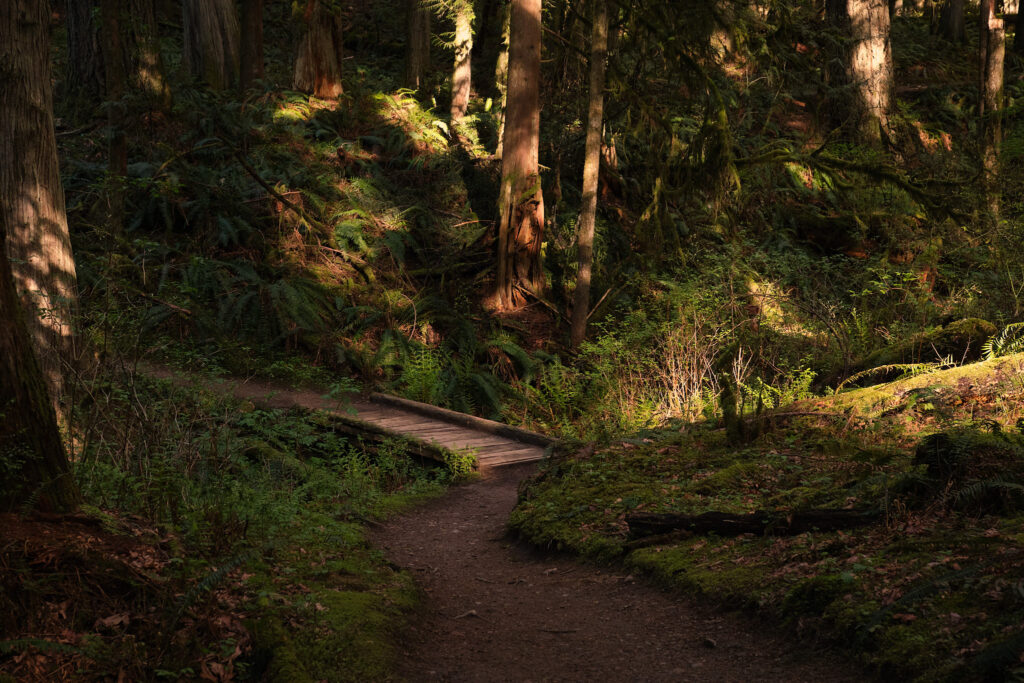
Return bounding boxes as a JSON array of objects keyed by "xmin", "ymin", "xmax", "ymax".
[
  {"xmin": 937, "ymin": 0, "xmax": 965, "ymax": 42},
  {"xmin": 1, "ymin": 0, "xmax": 80, "ymax": 406},
  {"xmin": 492, "ymin": 0, "xmax": 544, "ymax": 310},
  {"xmin": 183, "ymin": 0, "xmax": 240, "ymax": 90},
  {"xmin": 979, "ymin": 0, "xmax": 1005, "ymax": 221},
  {"xmin": 450, "ymin": 0, "xmax": 474, "ymax": 124},
  {"xmin": 240, "ymin": 0, "xmax": 265, "ymax": 90},
  {"xmin": 405, "ymin": 0, "xmax": 432, "ymax": 91},
  {"xmin": 493, "ymin": 0, "xmax": 511, "ymax": 158},
  {"xmin": 570, "ymin": 0, "xmax": 609, "ymax": 348},
  {"xmin": 65, "ymin": 0, "xmax": 105, "ymax": 103},
  {"xmin": 100, "ymin": 0, "xmax": 129, "ymax": 232},
  {"xmin": 293, "ymin": 0, "xmax": 344, "ymax": 98},
  {"xmin": 826, "ymin": 0, "xmax": 894, "ymax": 144},
  {"xmin": 128, "ymin": 0, "xmax": 171, "ymax": 104},
  {"xmin": 1, "ymin": 213, "xmax": 80, "ymax": 514}
]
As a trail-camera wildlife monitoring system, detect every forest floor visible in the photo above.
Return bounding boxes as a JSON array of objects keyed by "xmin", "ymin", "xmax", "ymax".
[{"xmin": 374, "ymin": 464, "xmax": 864, "ymax": 682}]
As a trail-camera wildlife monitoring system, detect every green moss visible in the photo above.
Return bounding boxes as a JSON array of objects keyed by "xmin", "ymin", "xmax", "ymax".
[{"xmin": 628, "ymin": 543, "xmax": 769, "ymax": 605}]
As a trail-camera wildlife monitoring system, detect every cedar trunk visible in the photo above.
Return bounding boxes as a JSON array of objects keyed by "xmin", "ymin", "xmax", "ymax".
[
  {"xmin": 0, "ymin": 0, "xmax": 81, "ymax": 514},
  {"xmin": 826, "ymin": 0, "xmax": 893, "ymax": 143},
  {"xmin": 405, "ymin": 0, "xmax": 431, "ymax": 91},
  {"xmin": 183, "ymin": 0, "xmax": 240, "ymax": 90},
  {"xmin": 1, "ymin": 0, "xmax": 79, "ymax": 408},
  {"xmin": 129, "ymin": 0, "xmax": 171, "ymax": 104},
  {"xmin": 451, "ymin": 0, "xmax": 474, "ymax": 124},
  {"xmin": 65, "ymin": 0, "xmax": 105, "ymax": 102},
  {"xmin": 979, "ymin": 0, "xmax": 1005, "ymax": 221},
  {"xmin": 100, "ymin": 0, "xmax": 129, "ymax": 232},
  {"xmin": 294, "ymin": 0, "xmax": 344, "ymax": 99},
  {"xmin": 938, "ymin": 0, "xmax": 965, "ymax": 42},
  {"xmin": 570, "ymin": 0, "xmax": 608, "ymax": 348},
  {"xmin": 493, "ymin": 0, "xmax": 544, "ymax": 310},
  {"xmin": 240, "ymin": 0, "xmax": 265, "ymax": 90}
]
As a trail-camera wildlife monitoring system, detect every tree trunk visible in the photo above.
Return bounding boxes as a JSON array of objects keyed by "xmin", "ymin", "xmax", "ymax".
[
  {"xmin": 100, "ymin": 0, "xmax": 128, "ymax": 233},
  {"xmin": 183, "ymin": 0, "xmax": 240, "ymax": 90},
  {"xmin": 938, "ymin": 0, "xmax": 965, "ymax": 42},
  {"xmin": 980, "ymin": 0, "xmax": 1005, "ymax": 221},
  {"xmin": 65, "ymin": 0, "xmax": 105, "ymax": 103},
  {"xmin": 0, "ymin": 226, "xmax": 80, "ymax": 514},
  {"xmin": 239, "ymin": 0, "xmax": 264, "ymax": 90},
  {"xmin": 570, "ymin": 0, "xmax": 608, "ymax": 349},
  {"xmin": 492, "ymin": 0, "xmax": 544, "ymax": 310},
  {"xmin": 1, "ymin": 0, "xmax": 79, "ymax": 409},
  {"xmin": 451, "ymin": 0, "xmax": 474, "ymax": 124},
  {"xmin": 1016, "ymin": 3, "xmax": 1024, "ymax": 55},
  {"xmin": 405, "ymin": 0, "xmax": 431, "ymax": 91},
  {"xmin": 293, "ymin": 0, "xmax": 344, "ymax": 99},
  {"xmin": 826, "ymin": 0, "xmax": 894, "ymax": 144},
  {"xmin": 128, "ymin": 0, "xmax": 171, "ymax": 104},
  {"xmin": 494, "ymin": 1, "xmax": 511, "ymax": 158}
]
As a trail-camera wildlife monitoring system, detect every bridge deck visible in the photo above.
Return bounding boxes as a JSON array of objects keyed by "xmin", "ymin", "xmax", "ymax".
[{"xmin": 143, "ymin": 365, "xmax": 551, "ymax": 468}]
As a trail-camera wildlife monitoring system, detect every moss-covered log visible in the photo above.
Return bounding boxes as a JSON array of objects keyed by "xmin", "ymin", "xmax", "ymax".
[{"xmin": 626, "ymin": 508, "xmax": 879, "ymax": 540}]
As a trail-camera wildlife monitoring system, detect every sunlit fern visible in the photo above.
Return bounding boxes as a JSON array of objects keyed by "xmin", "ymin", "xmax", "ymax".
[{"xmin": 982, "ymin": 322, "xmax": 1024, "ymax": 360}]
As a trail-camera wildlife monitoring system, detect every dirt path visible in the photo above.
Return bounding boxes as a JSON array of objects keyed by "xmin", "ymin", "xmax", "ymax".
[{"xmin": 374, "ymin": 465, "xmax": 867, "ymax": 682}]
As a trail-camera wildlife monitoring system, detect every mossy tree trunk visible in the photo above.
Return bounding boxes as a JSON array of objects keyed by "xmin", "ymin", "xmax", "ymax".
[
  {"xmin": 492, "ymin": 0, "xmax": 544, "ymax": 311},
  {"xmin": 493, "ymin": 0, "xmax": 511, "ymax": 159},
  {"xmin": 450, "ymin": 0, "xmax": 474, "ymax": 125},
  {"xmin": 1, "ymin": 0, "xmax": 80, "ymax": 410},
  {"xmin": 240, "ymin": 0, "xmax": 265, "ymax": 91},
  {"xmin": 979, "ymin": 0, "xmax": 1005, "ymax": 222},
  {"xmin": 0, "ymin": 0, "xmax": 81, "ymax": 514},
  {"xmin": 183, "ymin": 0, "xmax": 240, "ymax": 90},
  {"xmin": 405, "ymin": 0, "xmax": 431, "ymax": 91},
  {"xmin": 570, "ymin": 0, "xmax": 609, "ymax": 348}
]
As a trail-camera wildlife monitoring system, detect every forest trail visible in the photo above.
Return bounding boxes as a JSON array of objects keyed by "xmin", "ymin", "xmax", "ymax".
[{"xmin": 374, "ymin": 465, "xmax": 866, "ymax": 683}]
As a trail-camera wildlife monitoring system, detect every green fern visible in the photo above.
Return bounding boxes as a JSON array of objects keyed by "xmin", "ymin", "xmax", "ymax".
[{"xmin": 982, "ymin": 322, "xmax": 1024, "ymax": 360}]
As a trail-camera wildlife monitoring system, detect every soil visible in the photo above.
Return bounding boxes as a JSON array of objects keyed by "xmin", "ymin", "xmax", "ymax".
[{"xmin": 374, "ymin": 464, "xmax": 868, "ymax": 683}]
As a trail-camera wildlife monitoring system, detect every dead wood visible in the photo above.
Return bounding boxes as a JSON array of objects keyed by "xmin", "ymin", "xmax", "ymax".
[{"xmin": 626, "ymin": 508, "xmax": 879, "ymax": 540}]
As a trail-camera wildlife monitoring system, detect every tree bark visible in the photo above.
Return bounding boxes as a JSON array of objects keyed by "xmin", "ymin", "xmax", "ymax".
[
  {"xmin": 494, "ymin": 0, "xmax": 511, "ymax": 159},
  {"xmin": 938, "ymin": 0, "xmax": 965, "ymax": 42},
  {"xmin": 451, "ymin": 0, "xmax": 474, "ymax": 124},
  {"xmin": 570, "ymin": 0, "xmax": 608, "ymax": 349},
  {"xmin": 1016, "ymin": 4, "xmax": 1024, "ymax": 56},
  {"xmin": 980, "ymin": 0, "xmax": 1005, "ymax": 221},
  {"xmin": 293, "ymin": 0, "xmax": 344, "ymax": 99},
  {"xmin": 492, "ymin": 0, "xmax": 544, "ymax": 310},
  {"xmin": 1, "ymin": 0, "xmax": 80, "ymax": 515},
  {"xmin": 128, "ymin": 0, "xmax": 171, "ymax": 104},
  {"xmin": 239, "ymin": 0, "xmax": 265, "ymax": 90},
  {"xmin": 183, "ymin": 0, "xmax": 240, "ymax": 90},
  {"xmin": 405, "ymin": 0, "xmax": 431, "ymax": 91},
  {"xmin": 826, "ymin": 0, "xmax": 894, "ymax": 144},
  {"xmin": 65, "ymin": 0, "xmax": 105, "ymax": 103},
  {"xmin": 100, "ymin": 0, "xmax": 128, "ymax": 233},
  {"xmin": 1, "ymin": 0, "xmax": 79, "ymax": 408},
  {"xmin": 0, "ymin": 226, "xmax": 80, "ymax": 514}
]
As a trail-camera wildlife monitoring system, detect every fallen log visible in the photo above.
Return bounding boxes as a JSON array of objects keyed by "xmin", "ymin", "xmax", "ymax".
[{"xmin": 626, "ymin": 508, "xmax": 879, "ymax": 540}]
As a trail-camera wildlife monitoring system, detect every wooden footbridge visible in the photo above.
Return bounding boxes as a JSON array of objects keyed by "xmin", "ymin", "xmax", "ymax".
[{"xmin": 145, "ymin": 365, "xmax": 552, "ymax": 468}]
